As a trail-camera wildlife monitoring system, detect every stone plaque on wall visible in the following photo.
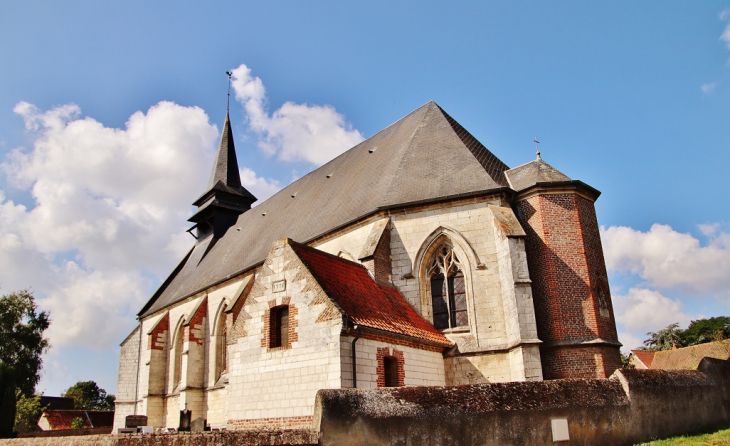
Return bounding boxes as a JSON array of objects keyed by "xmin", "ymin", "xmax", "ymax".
[{"xmin": 273, "ymin": 280, "xmax": 286, "ymax": 293}]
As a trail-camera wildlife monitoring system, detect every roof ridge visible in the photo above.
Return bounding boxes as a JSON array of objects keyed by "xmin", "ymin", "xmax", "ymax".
[{"xmin": 435, "ymin": 104, "xmax": 510, "ymax": 185}]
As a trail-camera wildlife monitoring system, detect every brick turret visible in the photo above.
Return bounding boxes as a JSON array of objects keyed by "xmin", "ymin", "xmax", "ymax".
[{"xmin": 506, "ymin": 157, "xmax": 621, "ymax": 379}]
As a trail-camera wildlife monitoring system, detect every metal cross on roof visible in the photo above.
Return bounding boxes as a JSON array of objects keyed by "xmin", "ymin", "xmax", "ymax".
[
  {"xmin": 534, "ymin": 137, "xmax": 542, "ymax": 160},
  {"xmin": 226, "ymin": 70, "xmax": 233, "ymax": 112}
]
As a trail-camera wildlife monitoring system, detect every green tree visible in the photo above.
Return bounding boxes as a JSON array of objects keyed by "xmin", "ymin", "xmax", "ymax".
[
  {"xmin": 0, "ymin": 290, "xmax": 50, "ymax": 397},
  {"xmin": 14, "ymin": 392, "xmax": 44, "ymax": 433},
  {"xmin": 620, "ymin": 353, "xmax": 635, "ymax": 369},
  {"xmin": 62, "ymin": 381, "xmax": 115, "ymax": 411},
  {"xmin": 681, "ymin": 317, "xmax": 730, "ymax": 346},
  {"xmin": 70, "ymin": 417, "xmax": 84, "ymax": 430},
  {"xmin": 643, "ymin": 322, "xmax": 684, "ymax": 351}
]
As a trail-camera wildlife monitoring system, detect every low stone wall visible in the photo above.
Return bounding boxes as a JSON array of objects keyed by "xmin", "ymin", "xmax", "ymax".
[
  {"xmin": 17, "ymin": 428, "xmax": 112, "ymax": 438},
  {"xmin": 314, "ymin": 357, "xmax": 730, "ymax": 445},
  {"xmin": 0, "ymin": 429, "xmax": 318, "ymax": 446}
]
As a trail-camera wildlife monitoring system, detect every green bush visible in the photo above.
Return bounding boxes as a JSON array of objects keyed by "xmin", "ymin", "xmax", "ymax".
[{"xmin": 70, "ymin": 417, "xmax": 84, "ymax": 430}]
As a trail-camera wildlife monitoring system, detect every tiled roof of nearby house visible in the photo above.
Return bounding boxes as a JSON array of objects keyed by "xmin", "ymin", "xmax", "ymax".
[
  {"xmin": 140, "ymin": 102, "xmax": 512, "ymax": 317},
  {"xmin": 41, "ymin": 410, "xmax": 114, "ymax": 430},
  {"xmin": 290, "ymin": 240, "xmax": 454, "ymax": 347},
  {"xmin": 630, "ymin": 350, "xmax": 657, "ymax": 369},
  {"xmin": 650, "ymin": 341, "xmax": 730, "ymax": 370}
]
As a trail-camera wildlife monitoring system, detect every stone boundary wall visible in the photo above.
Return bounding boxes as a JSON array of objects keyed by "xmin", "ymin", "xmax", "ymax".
[
  {"xmin": 315, "ymin": 357, "xmax": 730, "ymax": 446},
  {"xmin": 0, "ymin": 429, "xmax": 318, "ymax": 446},
  {"xmin": 17, "ymin": 427, "xmax": 112, "ymax": 438}
]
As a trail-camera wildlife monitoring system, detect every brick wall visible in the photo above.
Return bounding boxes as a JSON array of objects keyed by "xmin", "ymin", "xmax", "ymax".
[
  {"xmin": 376, "ymin": 347, "xmax": 405, "ymax": 387},
  {"xmin": 517, "ymin": 191, "xmax": 620, "ymax": 379}
]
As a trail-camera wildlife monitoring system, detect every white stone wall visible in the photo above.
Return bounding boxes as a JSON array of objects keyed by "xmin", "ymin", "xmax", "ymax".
[
  {"xmin": 225, "ymin": 240, "xmax": 344, "ymax": 423},
  {"xmin": 118, "ymin": 194, "xmax": 548, "ymax": 428},
  {"xmin": 339, "ymin": 336, "xmax": 445, "ymax": 388},
  {"xmin": 113, "ymin": 325, "xmax": 141, "ymax": 431},
  {"xmin": 314, "ymin": 216, "xmax": 383, "ymax": 261},
  {"xmin": 444, "ymin": 354, "xmax": 511, "ymax": 385},
  {"xmin": 120, "ymin": 278, "xmax": 248, "ymax": 429},
  {"xmin": 205, "ymin": 387, "xmax": 228, "ymax": 429}
]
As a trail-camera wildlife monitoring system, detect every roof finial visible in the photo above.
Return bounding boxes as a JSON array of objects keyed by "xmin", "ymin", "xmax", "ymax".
[
  {"xmin": 534, "ymin": 137, "xmax": 541, "ymax": 160},
  {"xmin": 226, "ymin": 70, "xmax": 233, "ymax": 112}
]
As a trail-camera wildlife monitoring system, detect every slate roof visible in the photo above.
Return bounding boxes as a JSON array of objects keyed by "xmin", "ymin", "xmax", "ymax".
[
  {"xmin": 289, "ymin": 240, "xmax": 453, "ymax": 347},
  {"xmin": 140, "ymin": 101, "xmax": 511, "ymax": 317},
  {"xmin": 504, "ymin": 156, "xmax": 572, "ymax": 192},
  {"xmin": 41, "ymin": 410, "xmax": 114, "ymax": 430},
  {"xmin": 649, "ymin": 341, "xmax": 730, "ymax": 370}
]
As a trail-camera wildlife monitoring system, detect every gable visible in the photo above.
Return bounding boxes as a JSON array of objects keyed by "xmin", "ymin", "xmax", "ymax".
[{"xmin": 289, "ymin": 240, "xmax": 452, "ymax": 347}]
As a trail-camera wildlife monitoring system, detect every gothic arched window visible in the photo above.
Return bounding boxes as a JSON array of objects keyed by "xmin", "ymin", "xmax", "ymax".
[
  {"xmin": 173, "ymin": 323, "xmax": 184, "ymax": 391},
  {"xmin": 428, "ymin": 246, "xmax": 468, "ymax": 330},
  {"xmin": 216, "ymin": 308, "xmax": 227, "ymax": 380}
]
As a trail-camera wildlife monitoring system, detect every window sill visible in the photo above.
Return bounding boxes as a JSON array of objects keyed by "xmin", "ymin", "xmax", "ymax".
[{"xmin": 442, "ymin": 327, "xmax": 470, "ymax": 334}]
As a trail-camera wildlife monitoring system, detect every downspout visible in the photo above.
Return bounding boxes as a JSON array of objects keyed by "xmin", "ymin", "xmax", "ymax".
[
  {"xmin": 351, "ymin": 325, "xmax": 361, "ymax": 388},
  {"xmin": 134, "ymin": 319, "xmax": 142, "ymax": 415}
]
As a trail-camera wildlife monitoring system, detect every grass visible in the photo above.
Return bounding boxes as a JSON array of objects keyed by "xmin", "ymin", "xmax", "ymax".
[{"xmin": 636, "ymin": 424, "xmax": 730, "ymax": 445}]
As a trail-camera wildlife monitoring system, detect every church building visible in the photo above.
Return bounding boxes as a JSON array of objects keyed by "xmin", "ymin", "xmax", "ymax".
[{"xmin": 113, "ymin": 101, "xmax": 622, "ymax": 431}]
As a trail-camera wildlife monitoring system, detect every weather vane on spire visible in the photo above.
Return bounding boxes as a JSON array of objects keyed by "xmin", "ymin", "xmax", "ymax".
[
  {"xmin": 226, "ymin": 70, "xmax": 233, "ymax": 112},
  {"xmin": 534, "ymin": 137, "xmax": 541, "ymax": 160}
]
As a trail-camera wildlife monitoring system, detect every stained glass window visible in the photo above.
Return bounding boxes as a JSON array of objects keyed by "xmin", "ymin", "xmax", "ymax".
[{"xmin": 428, "ymin": 246, "xmax": 468, "ymax": 330}]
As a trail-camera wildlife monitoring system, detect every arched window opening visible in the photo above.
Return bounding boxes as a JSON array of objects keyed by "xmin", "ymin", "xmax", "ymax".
[
  {"xmin": 216, "ymin": 308, "xmax": 227, "ymax": 380},
  {"xmin": 428, "ymin": 246, "xmax": 468, "ymax": 330},
  {"xmin": 173, "ymin": 324, "xmax": 184, "ymax": 390}
]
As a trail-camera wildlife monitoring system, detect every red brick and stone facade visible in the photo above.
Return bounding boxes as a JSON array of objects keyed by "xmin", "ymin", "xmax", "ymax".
[{"xmin": 515, "ymin": 184, "xmax": 621, "ymax": 379}]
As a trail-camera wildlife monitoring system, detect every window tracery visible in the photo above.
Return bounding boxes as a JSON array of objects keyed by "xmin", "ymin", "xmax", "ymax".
[{"xmin": 428, "ymin": 246, "xmax": 468, "ymax": 330}]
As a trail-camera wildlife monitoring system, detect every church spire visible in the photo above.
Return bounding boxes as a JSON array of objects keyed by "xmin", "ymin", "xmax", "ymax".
[
  {"xmin": 188, "ymin": 111, "xmax": 257, "ymax": 240},
  {"xmin": 206, "ymin": 112, "xmax": 246, "ymax": 193}
]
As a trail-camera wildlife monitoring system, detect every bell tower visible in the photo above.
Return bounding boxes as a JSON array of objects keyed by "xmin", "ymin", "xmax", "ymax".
[{"xmin": 188, "ymin": 112, "xmax": 257, "ymax": 240}]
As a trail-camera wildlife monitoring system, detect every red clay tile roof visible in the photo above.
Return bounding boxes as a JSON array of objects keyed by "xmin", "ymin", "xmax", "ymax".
[
  {"xmin": 42, "ymin": 410, "xmax": 114, "ymax": 430},
  {"xmin": 631, "ymin": 350, "xmax": 657, "ymax": 368},
  {"xmin": 289, "ymin": 240, "xmax": 453, "ymax": 347}
]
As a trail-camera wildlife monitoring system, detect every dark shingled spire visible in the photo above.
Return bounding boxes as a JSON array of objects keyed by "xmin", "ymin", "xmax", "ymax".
[
  {"xmin": 188, "ymin": 112, "xmax": 256, "ymax": 240},
  {"xmin": 201, "ymin": 112, "xmax": 256, "ymax": 201}
]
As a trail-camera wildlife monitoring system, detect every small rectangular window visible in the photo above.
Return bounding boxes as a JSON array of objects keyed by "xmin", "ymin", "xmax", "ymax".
[
  {"xmin": 383, "ymin": 356, "xmax": 399, "ymax": 387},
  {"xmin": 270, "ymin": 306, "xmax": 289, "ymax": 348}
]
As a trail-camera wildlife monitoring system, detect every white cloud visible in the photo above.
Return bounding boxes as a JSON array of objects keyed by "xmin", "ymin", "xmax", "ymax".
[
  {"xmin": 230, "ymin": 63, "xmax": 364, "ymax": 166},
  {"xmin": 699, "ymin": 223, "xmax": 720, "ymax": 236},
  {"xmin": 613, "ymin": 287, "xmax": 695, "ymax": 334},
  {"xmin": 721, "ymin": 9, "xmax": 730, "ymax": 50},
  {"xmin": 240, "ymin": 167, "xmax": 281, "ymax": 202},
  {"xmin": 617, "ymin": 331, "xmax": 644, "ymax": 354},
  {"xmin": 0, "ymin": 100, "xmax": 221, "ymax": 349},
  {"xmin": 701, "ymin": 82, "xmax": 717, "ymax": 95},
  {"xmin": 601, "ymin": 224, "xmax": 730, "ymax": 296}
]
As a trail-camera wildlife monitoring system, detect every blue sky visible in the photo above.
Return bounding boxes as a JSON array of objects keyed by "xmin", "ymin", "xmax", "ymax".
[{"xmin": 1, "ymin": 1, "xmax": 729, "ymax": 396}]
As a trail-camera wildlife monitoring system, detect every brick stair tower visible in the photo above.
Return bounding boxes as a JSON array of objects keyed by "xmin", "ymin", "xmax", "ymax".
[{"xmin": 506, "ymin": 155, "xmax": 622, "ymax": 379}]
